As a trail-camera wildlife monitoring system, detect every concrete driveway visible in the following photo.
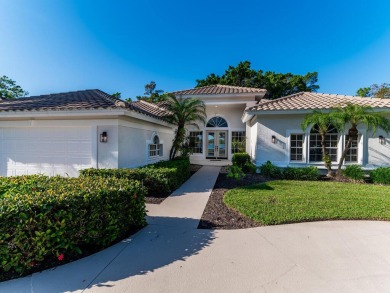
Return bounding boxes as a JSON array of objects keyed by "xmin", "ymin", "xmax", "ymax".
[{"xmin": 2, "ymin": 166, "xmax": 390, "ymax": 292}]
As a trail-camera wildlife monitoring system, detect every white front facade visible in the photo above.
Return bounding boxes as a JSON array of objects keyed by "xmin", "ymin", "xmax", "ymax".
[
  {"xmin": 0, "ymin": 110, "xmax": 174, "ymax": 177},
  {"xmin": 246, "ymin": 113, "xmax": 390, "ymax": 169},
  {"xmin": 180, "ymin": 93, "xmax": 260, "ymax": 165}
]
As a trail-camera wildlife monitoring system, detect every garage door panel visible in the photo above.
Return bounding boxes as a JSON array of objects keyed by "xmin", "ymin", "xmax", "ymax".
[
  {"xmin": 0, "ymin": 127, "xmax": 94, "ymax": 177},
  {"xmin": 67, "ymin": 141, "xmax": 91, "ymax": 154}
]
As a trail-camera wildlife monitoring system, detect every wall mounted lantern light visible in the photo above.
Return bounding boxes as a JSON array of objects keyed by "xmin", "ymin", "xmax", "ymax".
[
  {"xmin": 272, "ymin": 135, "xmax": 276, "ymax": 144},
  {"xmin": 100, "ymin": 131, "xmax": 108, "ymax": 143},
  {"xmin": 379, "ymin": 135, "xmax": 385, "ymax": 145}
]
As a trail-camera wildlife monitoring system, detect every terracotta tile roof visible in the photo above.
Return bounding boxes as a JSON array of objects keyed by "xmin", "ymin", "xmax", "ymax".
[
  {"xmin": 171, "ymin": 84, "xmax": 267, "ymax": 95},
  {"xmin": 0, "ymin": 89, "xmax": 128, "ymax": 112},
  {"xmin": 0, "ymin": 89, "xmax": 171, "ymax": 121},
  {"xmin": 130, "ymin": 100, "xmax": 172, "ymax": 118},
  {"xmin": 248, "ymin": 92, "xmax": 390, "ymax": 112}
]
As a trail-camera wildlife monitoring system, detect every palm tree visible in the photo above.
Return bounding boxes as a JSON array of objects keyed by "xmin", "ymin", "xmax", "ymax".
[
  {"xmin": 166, "ymin": 94, "xmax": 207, "ymax": 160},
  {"xmin": 301, "ymin": 110, "xmax": 342, "ymax": 176},
  {"xmin": 333, "ymin": 104, "xmax": 390, "ymax": 175}
]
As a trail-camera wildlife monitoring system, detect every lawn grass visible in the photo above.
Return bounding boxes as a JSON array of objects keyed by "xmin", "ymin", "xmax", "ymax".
[{"xmin": 223, "ymin": 180, "xmax": 390, "ymax": 225}]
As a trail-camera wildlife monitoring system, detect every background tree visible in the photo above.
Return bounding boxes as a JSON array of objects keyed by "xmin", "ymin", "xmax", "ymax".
[
  {"xmin": 333, "ymin": 104, "xmax": 390, "ymax": 175},
  {"xmin": 112, "ymin": 92, "xmax": 121, "ymax": 98},
  {"xmin": 356, "ymin": 87, "xmax": 371, "ymax": 97},
  {"xmin": 301, "ymin": 111, "xmax": 342, "ymax": 176},
  {"xmin": 165, "ymin": 94, "xmax": 206, "ymax": 160},
  {"xmin": 196, "ymin": 61, "xmax": 319, "ymax": 99},
  {"xmin": 136, "ymin": 81, "xmax": 167, "ymax": 103},
  {"xmin": 356, "ymin": 83, "xmax": 390, "ymax": 99},
  {"xmin": 0, "ymin": 75, "xmax": 28, "ymax": 99}
]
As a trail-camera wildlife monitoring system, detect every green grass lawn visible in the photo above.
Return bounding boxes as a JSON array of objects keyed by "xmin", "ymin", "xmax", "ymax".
[{"xmin": 224, "ymin": 180, "xmax": 390, "ymax": 225}]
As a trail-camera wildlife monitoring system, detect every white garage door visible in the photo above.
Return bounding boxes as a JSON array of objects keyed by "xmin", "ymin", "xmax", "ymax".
[{"xmin": 0, "ymin": 127, "xmax": 94, "ymax": 177}]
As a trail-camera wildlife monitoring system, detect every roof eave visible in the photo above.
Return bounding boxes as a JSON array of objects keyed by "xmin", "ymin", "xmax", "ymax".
[
  {"xmin": 174, "ymin": 92, "xmax": 267, "ymax": 99},
  {"xmin": 246, "ymin": 107, "xmax": 390, "ymax": 116}
]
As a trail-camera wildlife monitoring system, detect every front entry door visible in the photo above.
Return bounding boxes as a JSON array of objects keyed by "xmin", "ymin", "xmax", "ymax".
[{"xmin": 207, "ymin": 131, "xmax": 228, "ymax": 159}]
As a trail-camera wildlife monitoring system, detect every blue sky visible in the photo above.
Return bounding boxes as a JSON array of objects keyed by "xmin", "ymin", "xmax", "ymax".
[{"xmin": 1, "ymin": 0, "xmax": 389, "ymax": 99}]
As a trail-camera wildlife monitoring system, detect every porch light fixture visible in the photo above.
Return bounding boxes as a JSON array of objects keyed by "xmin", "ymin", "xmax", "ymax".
[
  {"xmin": 272, "ymin": 135, "xmax": 276, "ymax": 144},
  {"xmin": 379, "ymin": 135, "xmax": 385, "ymax": 145},
  {"xmin": 100, "ymin": 131, "xmax": 108, "ymax": 143}
]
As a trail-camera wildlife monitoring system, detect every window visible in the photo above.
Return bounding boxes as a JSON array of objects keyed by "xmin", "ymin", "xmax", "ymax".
[
  {"xmin": 206, "ymin": 116, "xmax": 228, "ymax": 127},
  {"xmin": 345, "ymin": 135, "xmax": 358, "ymax": 163},
  {"xmin": 149, "ymin": 135, "xmax": 163, "ymax": 157},
  {"xmin": 189, "ymin": 131, "xmax": 203, "ymax": 154},
  {"xmin": 231, "ymin": 131, "xmax": 246, "ymax": 153},
  {"xmin": 309, "ymin": 125, "xmax": 338, "ymax": 162},
  {"xmin": 290, "ymin": 134, "xmax": 304, "ymax": 161}
]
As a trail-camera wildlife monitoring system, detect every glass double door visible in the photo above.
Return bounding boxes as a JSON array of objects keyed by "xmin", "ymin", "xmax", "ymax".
[{"xmin": 207, "ymin": 131, "xmax": 227, "ymax": 159}]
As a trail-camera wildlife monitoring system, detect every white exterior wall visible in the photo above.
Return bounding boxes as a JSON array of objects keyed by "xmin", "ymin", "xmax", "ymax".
[
  {"xmin": 118, "ymin": 119, "xmax": 174, "ymax": 168},
  {"xmin": 187, "ymin": 104, "xmax": 247, "ymax": 164},
  {"xmin": 0, "ymin": 119, "xmax": 108, "ymax": 177},
  {"xmin": 254, "ymin": 114, "xmax": 390, "ymax": 168},
  {"xmin": 0, "ymin": 116, "xmax": 175, "ymax": 177},
  {"xmin": 367, "ymin": 122, "xmax": 390, "ymax": 166},
  {"xmin": 246, "ymin": 118, "xmax": 258, "ymax": 161},
  {"xmin": 97, "ymin": 125, "xmax": 119, "ymax": 169}
]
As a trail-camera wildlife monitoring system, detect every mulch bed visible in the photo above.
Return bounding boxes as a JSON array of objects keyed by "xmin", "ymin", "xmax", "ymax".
[
  {"xmin": 198, "ymin": 173, "xmax": 268, "ymax": 230},
  {"xmin": 145, "ymin": 164, "xmax": 203, "ymax": 204}
]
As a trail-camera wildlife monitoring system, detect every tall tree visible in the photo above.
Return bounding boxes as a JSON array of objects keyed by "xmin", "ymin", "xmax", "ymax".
[
  {"xmin": 111, "ymin": 92, "xmax": 121, "ymax": 98},
  {"xmin": 333, "ymin": 104, "xmax": 390, "ymax": 175},
  {"xmin": 165, "ymin": 94, "xmax": 207, "ymax": 160},
  {"xmin": 136, "ymin": 81, "xmax": 167, "ymax": 103},
  {"xmin": 195, "ymin": 61, "xmax": 319, "ymax": 99},
  {"xmin": 356, "ymin": 83, "xmax": 390, "ymax": 99},
  {"xmin": 0, "ymin": 75, "xmax": 28, "ymax": 99},
  {"xmin": 301, "ymin": 111, "xmax": 342, "ymax": 176}
]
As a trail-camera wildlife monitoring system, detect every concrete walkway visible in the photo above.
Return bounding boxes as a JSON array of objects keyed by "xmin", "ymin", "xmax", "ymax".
[{"xmin": 2, "ymin": 166, "xmax": 390, "ymax": 292}]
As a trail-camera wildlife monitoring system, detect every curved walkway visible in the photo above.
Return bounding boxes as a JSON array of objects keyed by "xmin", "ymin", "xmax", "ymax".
[{"xmin": 2, "ymin": 166, "xmax": 390, "ymax": 292}]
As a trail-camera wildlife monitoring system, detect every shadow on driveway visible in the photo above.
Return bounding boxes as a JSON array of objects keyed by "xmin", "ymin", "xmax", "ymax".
[{"xmin": 23, "ymin": 217, "xmax": 215, "ymax": 293}]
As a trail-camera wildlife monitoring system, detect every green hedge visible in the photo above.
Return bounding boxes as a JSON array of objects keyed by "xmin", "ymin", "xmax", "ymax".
[
  {"xmin": 259, "ymin": 161, "xmax": 319, "ymax": 181},
  {"xmin": 232, "ymin": 153, "xmax": 256, "ymax": 173},
  {"xmin": 232, "ymin": 153, "xmax": 251, "ymax": 168},
  {"xmin": 342, "ymin": 165, "xmax": 365, "ymax": 181},
  {"xmin": 80, "ymin": 157, "xmax": 190, "ymax": 195},
  {"xmin": 371, "ymin": 167, "xmax": 390, "ymax": 185},
  {"xmin": 0, "ymin": 175, "xmax": 146, "ymax": 278}
]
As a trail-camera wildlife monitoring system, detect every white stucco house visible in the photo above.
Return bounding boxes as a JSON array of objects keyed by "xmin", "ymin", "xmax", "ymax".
[
  {"xmin": 0, "ymin": 90, "xmax": 174, "ymax": 177},
  {"xmin": 172, "ymin": 85, "xmax": 390, "ymax": 169},
  {"xmin": 0, "ymin": 85, "xmax": 389, "ymax": 177}
]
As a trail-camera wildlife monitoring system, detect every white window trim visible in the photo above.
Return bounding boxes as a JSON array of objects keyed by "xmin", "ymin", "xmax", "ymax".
[
  {"xmin": 308, "ymin": 130, "xmax": 340, "ymax": 164},
  {"xmin": 341, "ymin": 129, "xmax": 365, "ymax": 165},
  {"xmin": 189, "ymin": 131, "xmax": 203, "ymax": 154},
  {"xmin": 147, "ymin": 133, "xmax": 164, "ymax": 160},
  {"xmin": 286, "ymin": 128, "xmax": 365, "ymax": 167},
  {"xmin": 286, "ymin": 130, "xmax": 307, "ymax": 163}
]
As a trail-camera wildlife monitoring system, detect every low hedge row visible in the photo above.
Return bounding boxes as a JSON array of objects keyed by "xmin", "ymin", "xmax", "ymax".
[
  {"xmin": 0, "ymin": 175, "xmax": 146, "ymax": 278},
  {"xmin": 260, "ymin": 161, "xmax": 320, "ymax": 181},
  {"xmin": 80, "ymin": 157, "xmax": 190, "ymax": 195},
  {"xmin": 342, "ymin": 165, "xmax": 365, "ymax": 181},
  {"xmin": 371, "ymin": 167, "xmax": 390, "ymax": 185},
  {"xmin": 232, "ymin": 153, "xmax": 251, "ymax": 168}
]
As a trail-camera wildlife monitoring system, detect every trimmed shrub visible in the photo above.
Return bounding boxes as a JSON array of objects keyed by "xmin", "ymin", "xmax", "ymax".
[
  {"xmin": 342, "ymin": 165, "xmax": 365, "ymax": 181},
  {"xmin": 80, "ymin": 157, "xmax": 190, "ymax": 195},
  {"xmin": 259, "ymin": 161, "xmax": 283, "ymax": 178},
  {"xmin": 232, "ymin": 153, "xmax": 255, "ymax": 173},
  {"xmin": 227, "ymin": 165, "xmax": 246, "ymax": 181},
  {"xmin": 260, "ymin": 161, "xmax": 319, "ymax": 181},
  {"xmin": 283, "ymin": 166, "xmax": 319, "ymax": 181},
  {"xmin": 0, "ymin": 175, "xmax": 146, "ymax": 278},
  {"xmin": 232, "ymin": 153, "xmax": 251, "ymax": 168},
  {"xmin": 370, "ymin": 167, "xmax": 390, "ymax": 185}
]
